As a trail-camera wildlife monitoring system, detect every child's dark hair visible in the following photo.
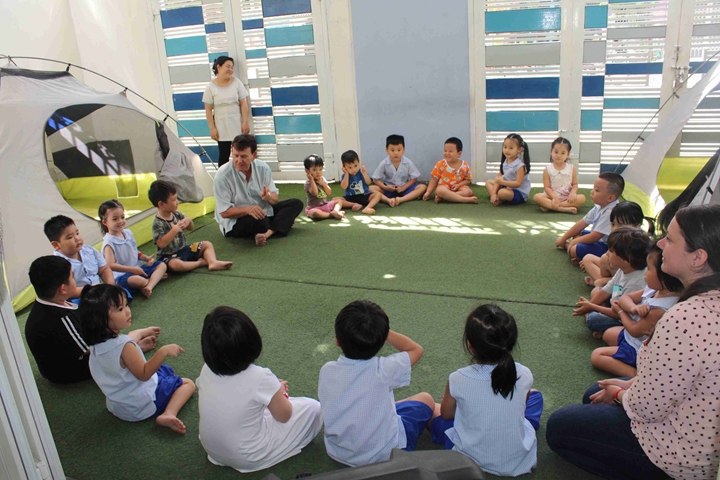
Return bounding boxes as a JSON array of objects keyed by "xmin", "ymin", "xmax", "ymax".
[
  {"xmin": 500, "ymin": 133, "xmax": 531, "ymax": 175},
  {"xmin": 647, "ymin": 241, "xmax": 683, "ymax": 293},
  {"xmin": 598, "ymin": 172, "xmax": 625, "ymax": 199},
  {"xmin": 335, "ymin": 300, "xmax": 389, "ymax": 360},
  {"xmin": 445, "ymin": 137, "xmax": 463, "ymax": 153},
  {"xmin": 610, "ymin": 201, "xmax": 655, "ymax": 235},
  {"xmin": 550, "ymin": 137, "xmax": 572, "ymax": 159},
  {"xmin": 607, "ymin": 227, "xmax": 650, "ymax": 271},
  {"xmin": 43, "ymin": 215, "xmax": 75, "ymax": 242},
  {"xmin": 232, "ymin": 133, "xmax": 258, "ymax": 154},
  {"xmin": 201, "ymin": 306, "xmax": 262, "ymax": 376},
  {"xmin": 79, "ymin": 285, "xmax": 127, "ymax": 346},
  {"xmin": 341, "ymin": 150, "xmax": 359, "ymax": 165},
  {"xmin": 464, "ymin": 304, "xmax": 518, "ymax": 399},
  {"xmin": 212, "ymin": 55, "xmax": 234, "ymax": 76},
  {"xmin": 148, "ymin": 180, "xmax": 177, "ymax": 207},
  {"xmin": 29, "ymin": 256, "xmax": 72, "ymax": 298},
  {"xmin": 303, "ymin": 154, "xmax": 324, "ymax": 170},
  {"xmin": 98, "ymin": 200, "xmax": 124, "ymax": 233},
  {"xmin": 386, "ymin": 134, "xmax": 405, "ymax": 148}
]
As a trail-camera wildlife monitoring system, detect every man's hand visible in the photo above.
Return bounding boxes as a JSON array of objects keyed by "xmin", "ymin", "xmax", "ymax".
[
  {"xmin": 248, "ymin": 206, "xmax": 266, "ymax": 220},
  {"xmin": 261, "ymin": 186, "xmax": 272, "ymax": 202}
]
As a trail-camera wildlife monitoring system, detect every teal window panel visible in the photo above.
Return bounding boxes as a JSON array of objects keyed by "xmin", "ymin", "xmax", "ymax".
[
  {"xmin": 604, "ymin": 98, "xmax": 660, "ymax": 109},
  {"xmin": 585, "ymin": 6, "xmax": 608, "ymax": 29},
  {"xmin": 177, "ymin": 119, "xmax": 210, "ymax": 137},
  {"xmin": 274, "ymin": 115, "xmax": 322, "ymax": 134},
  {"xmin": 160, "ymin": 7, "xmax": 203, "ymax": 29},
  {"xmin": 581, "ymin": 110, "xmax": 603, "ymax": 131},
  {"xmin": 246, "ymin": 49, "xmax": 267, "ymax": 59},
  {"xmin": 486, "ymin": 8, "xmax": 560, "ymax": 33},
  {"xmin": 208, "ymin": 52, "xmax": 229, "ymax": 63},
  {"xmin": 256, "ymin": 135, "xmax": 277, "ymax": 144},
  {"xmin": 165, "ymin": 36, "xmax": 207, "ymax": 57},
  {"xmin": 265, "ymin": 25, "xmax": 314, "ymax": 48},
  {"xmin": 486, "ymin": 111, "xmax": 558, "ymax": 131}
]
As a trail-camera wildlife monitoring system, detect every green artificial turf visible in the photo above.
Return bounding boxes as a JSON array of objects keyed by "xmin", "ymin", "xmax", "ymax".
[{"xmin": 16, "ymin": 184, "xmax": 608, "ymax": 480}]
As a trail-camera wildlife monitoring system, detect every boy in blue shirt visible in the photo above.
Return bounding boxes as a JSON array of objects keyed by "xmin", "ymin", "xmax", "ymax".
[
  {"xmin": 372, "ymin": 135, "xmax": 427, "ymax": 207},
  {"xmin": 556, "ymin": 172, "xmax": 624, "ymax": 262},
  {"xmin": 333, "ymin": 150, "xmax": 384, "ymax": 215},
  {"xmin": 318, "ymin": 300, "xmax": 439, "ymax": 467}
]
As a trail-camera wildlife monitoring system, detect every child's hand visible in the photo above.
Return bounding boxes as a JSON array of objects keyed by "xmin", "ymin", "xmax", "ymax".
[
  {"xmin": 279, "ymin": 379, "xmax": 289, "ymax": 398},
  {"xmin": 130, "ymin": 266, "xmax": 148, "ymax": 277},
  {"xmin": 161, "ymin": 344, "xmax": 185, "ymax": 358},
  {"xmin": 572, "ymin": 297, "xmax": 593, "ymax": 316},
  {"xmin": 341, "ymin": 165, "xmax": 347, "ymax": 174},
  {"xmin": 551, "ymin": 197, "xmax": 560, "ymax": 209},
  {"xmin": 361, "ymin": 164, "xmax": 367, "ymax": 175},
  {"xmin": 306, "ymin": 170, "xmax": 313, "ymax": 181},
  {"xmin": 396, "ymin": 185, "xmax": 405, "ymax": 193},
  {"xmin": 450, "ymin": 184, "xmax": 459, "ymax": 191},
  {"xmin": 611, "ymin": 301, "xmax": 623, "ymax": 315},
  {"xmin": 423, "ymin": 191, "xmax": 431, "ymax": 201},
  {"xmin": 146, "ymin": 255, "xmax": 155, "ymax": 266},
  {"xmin": 632, "ymin": 305, "xmax": 651, "ymax": 317},
  {"xmin": 555, "ymin": 236, "xmax": 567, "ymax": 249},
  {"xmin": 568, "ymin": 192, "xmax": 577, "ymax": 203}
]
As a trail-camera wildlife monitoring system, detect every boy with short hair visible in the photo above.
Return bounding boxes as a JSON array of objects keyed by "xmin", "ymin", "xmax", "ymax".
[
  {"xmin": 148, "ymin": 180, "xmax": 232, "ymax": 272},
  {"xmin": 556, "ymin": 172, "xmax": 625, "ymax": 261},
  {"xmin": 25, "ymin": 256, "xmax": 158, "ymax": 384},
  {"xmin": 44, "ymin": 215, "xmax": 115, "ymax": 299},
  {"xmin": 372, "ymin": 135, "xmax": 427, "ymax": 207},
  {"xmin": 333, "ymin": 150, "xmax": 384, "ymax": 215},
  {"xmin": 422, "ymin": 137, "xmax": 478, "ymax": 204},
  {"xmin": 318, "ymin": 300, "xmax": 439, "ymax": 467},
  {"xmin": 572, "ymin": 227, "xmax": 649, "ymax": 334}
]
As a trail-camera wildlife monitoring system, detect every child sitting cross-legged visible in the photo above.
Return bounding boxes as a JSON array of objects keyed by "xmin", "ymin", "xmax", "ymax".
[
  {"xmin": 197, "ymin": 307, "xmax": 322, "ymax": 473},
  {"xmin": 533, "ymin": 137, "xmax": 586, "ymax": 214},
  {"xmin": 303, "ymin": 154, "xmax": 345, "ymax": 220},
  {"xmin": 485, "ymin": 133, "xmax": 532, "ymax": 207},
  {"xmin": 372, "ymin": 134, "xmax": 427, "ymax": 207},
  {"xmin": 148, "ymin": 180, "xmax": 232, "ymax": 272},
  {"xmin": 332, "ymin": 149, "xmax": 383, "ymax": 215},
  {"xmin": 318, "ymin": 300, "xmax": 440, "ymax": 467},
  {"xmin": 80, "ymin": 284, "xmax": 195, "ymax": 434},
  {"xmin": 573, "ymin": 227, "xmax": 650, "ymax": 336},
  {"xmin": 591, "ymin": 242, "xmax": 682, "ymax": 377},
  {"xmin": 423, "ymin": 137, "xmax": 478, "ymax": 204}
]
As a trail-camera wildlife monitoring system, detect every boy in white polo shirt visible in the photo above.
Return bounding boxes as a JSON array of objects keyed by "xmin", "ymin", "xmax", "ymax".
[{"xmin": 318, "ymin": 300, "xmax": 439, "ymax": 467}]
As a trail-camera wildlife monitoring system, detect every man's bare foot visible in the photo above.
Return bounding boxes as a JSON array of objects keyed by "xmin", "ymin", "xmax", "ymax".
[
  {"xmin": 330, "ymin": 210, "xmax": 345, "ymax": 219},
  {"xmin": 138, "ymin": 335, "xmax": 157, "ymax": 352},
  {"xmin": 209, "ymin": 261, "xmax": 233, "ymax": 271},
  {"xmin": 434, "ymin": 195, "xmax": 441, "ymax": 204},
  {"xmin": 584, "ymin": 276, "xmax": 595, "ymax": 286},
  {"xmin": 362, "ymin": 207, "xmax": 375, "ymax": 215},
  {"xmin": 351, "ymin": 204, "xmax": 362, "ymax": 212},
  {"xmin": 141, "ymin": 286, "xmax": 153, "ymax": 298},
  {"xmin": 255, "ymin": 233, "xmax": 267, "ymax": 246},
  {"xmin": 156, "ymin": 414, "xmax": 186, "ymax": 434}
]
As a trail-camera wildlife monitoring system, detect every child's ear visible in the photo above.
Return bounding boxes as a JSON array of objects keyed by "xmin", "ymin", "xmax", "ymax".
[
  {"xmin": 50, "ymin": 240, "xmax": 61, "ymax": 251},
  {"xmin": 334, "ymin": 336, "xmax": 339, "ymax": 347},
  {"xmin": 467, "ymin": 340, "xmax": 476, "ymax": 354}
]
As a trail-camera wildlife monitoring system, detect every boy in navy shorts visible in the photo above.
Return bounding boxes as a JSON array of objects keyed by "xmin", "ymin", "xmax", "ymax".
[
  {"xmin": 372, "ymin": 135, "xmax": 427, "ymax": 207},
  {"xmin": 333, "ymin": 150, "xmax": 383, "ymax": 214},
  {"xmin": 149, "ymin": 180, "xmax": 232, "ymax": 272},
  {"xmin": 318, "ymin": 300, "xmax": 440, "ymax": 467}
]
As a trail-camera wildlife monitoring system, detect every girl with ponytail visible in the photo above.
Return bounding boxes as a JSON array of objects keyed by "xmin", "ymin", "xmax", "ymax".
[
  {"xmin": 485, "ymin": 133, "xmax": 532, "ymax": 206},
  {"xmin": 430, "ymin": 304, "xmax": 543, "ymax": 476}
]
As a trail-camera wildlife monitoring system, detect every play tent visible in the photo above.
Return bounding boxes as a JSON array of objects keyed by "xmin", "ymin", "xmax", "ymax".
[
  {"xmin": 0, "ymin": 67, "xmax": 216, "ymax": 311},
  {"xmin": 622, "ymin": 58, "xmax": 720, "ymax": 215}
]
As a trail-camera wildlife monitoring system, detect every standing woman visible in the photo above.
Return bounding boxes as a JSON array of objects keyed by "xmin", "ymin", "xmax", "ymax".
[
  {"xmin": 203, "ymin": 56, "xmax": 250, "ymax": 167},
  {"xmin": 547, "ymin": 203, "xmax": 720, "ymax": 480}
]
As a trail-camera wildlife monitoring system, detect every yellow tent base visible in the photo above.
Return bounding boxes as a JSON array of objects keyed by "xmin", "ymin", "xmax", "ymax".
[{"xmin": 11, "ymin": 197, "xmax": 216, "ymax": 312}]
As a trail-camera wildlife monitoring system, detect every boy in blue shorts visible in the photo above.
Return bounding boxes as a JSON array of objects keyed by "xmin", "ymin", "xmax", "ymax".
[
  {"xmin": 372, "ymin": 135, "xmax": 427, "ymax": 207},
  {"xmin": 44, "ymin": 215, "xmax": 116, "ymax": 300},
  {"xmin": 333, "ymin": 150, "xmax": 384, "ymax": 214},
  {"xmin": 318, "ymin": 300, "xmax": 440, "ymax": 467},
  {"xmin": 149, "ymin": 180, "xmax": 232, "ymax": 272},
  {"xmin": 556, "ymin": 172, "xmax": 624, "ymax": 262}
]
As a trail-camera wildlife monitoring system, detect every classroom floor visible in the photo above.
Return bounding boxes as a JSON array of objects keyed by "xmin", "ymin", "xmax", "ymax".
[{"xmin": 17, "ymin": 184, "xmax": 613, "ymax": 480}]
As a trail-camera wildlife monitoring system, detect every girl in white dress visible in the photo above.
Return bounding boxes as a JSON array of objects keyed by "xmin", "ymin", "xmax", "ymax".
[
  {"xmin": 197, "ymin": 306, "xmax": 322, "ymax": 473},
  {"xmin": 203, "ymin": 56, "xmax": 250, "ymax": 167},
  {"xmin": 533, "ymin": 137, "xmax": 586, "ymax": 214}
]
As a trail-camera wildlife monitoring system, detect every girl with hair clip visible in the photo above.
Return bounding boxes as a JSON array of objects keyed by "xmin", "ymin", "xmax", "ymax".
[
  {"xmin": 203, "ymin": 55, "xmax": 250, "ymax": 167},
  {"xmin": 533, "ymin": 137, "xmax": 586, "ymax": 214},
  {"xmin": 430, "ymin": 304, "xmax": 544, "ymax": 477},
  {"xmin": 485, "ymin": 133, "xmax": 532, "ymax": 206}
]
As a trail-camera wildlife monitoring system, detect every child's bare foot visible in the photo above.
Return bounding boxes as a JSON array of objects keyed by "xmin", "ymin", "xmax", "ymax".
[
  {"xmin": 156, "ymin": 414, "xmax": 186, "ymax": 434},
  {"xmin": 197, "ymin": 258, "xmax": 209, "ymax": 268},
  {"xmin": 584, "ymin": 276, "xmax": 595, "ymax": 286},
  {"xmin": 468, "ymin": 196, "xmax": 479, "ymax": 204},
  {"xmin": 162, "ymin": 273, "xmax": 169, "ymax": 280},
  {"xmin": 361, "ymin": 207, "xmax": 375, "ymax": 215},
  {"xmin": 351, "ymin": 203, "xmax": 362, "ymax": 212},
  {"xmin": 434, "ymin": 195, "xmax": 442, "ymax": 204},
  {"xmin": 592, "ymin": 331, "xmax": 603, "ymax": 339},
  {"xmin": 540, "ymin": 207, "xmax": 548, "ymax": 212},
  {"xmin": 389, "ymin": 198, "xmax": 398, "ymax": 207},
  {"xmin": 255, "ymin": 233, "xmax": 267, "ymax": 246},
  {"xmin": 209, "ymin": 261, "xmax": 233, "ymax": 271},
  {"xmin": 330, "ymin": 210, "xmax": 345, "ymax": 219},
  {"xmin": 138, "ymin": 335, "xmax": 157, "ymax": 352},
  {"xmin": 559, "ymin": 206, "xmax": 578, "ymax": 214},
  {"xmin": 490, "ymin": 195, "xmax": 499, "ymax": 206},
  {"xmin": 141, "ymin": 286, "xmax": 153, "ymax": 298}
]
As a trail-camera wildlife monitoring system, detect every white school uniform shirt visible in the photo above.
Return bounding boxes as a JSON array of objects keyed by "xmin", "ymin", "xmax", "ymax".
[
  {"xmin": 582, "ymin": 199, "xmax": 619, "ymax": 243},
  {"xmin": 501, "ymin": 158, "xmax": 531, "ymax": 200},
  {"xmin": 89, "ymin": 334, "xmax": 158, "ymax": 422},
  {"xmin": 213, "ymin": 159, "xmax": 279, "ymax": 234},
  {"xmin": 318, "ymin": 352, "xmax": 411, "ymax": 467},
  {"xmin": 202, "ymin": 78, "xmax": 249, "ymax": 141},
  {"xmin": 101, "ymin": 231, "xmax": 141, "ymax": 280},
  {"xmin": 444, "ymin": 363, "xmax": 537, "ymax": 476},
  {"xmin": 602, "ymin": 268, "xmax": 647, "ymax": 303},
  {"xmin": 54, "ymin": 245, "xmax": 107, "ymax": 287},
  {"xmin": 623, "ymin": 287, "xmax": 679, "ymax": 351},
  {"xmin": 371, "ymin": 156, "xmax": 421, "ymax": 186}
]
